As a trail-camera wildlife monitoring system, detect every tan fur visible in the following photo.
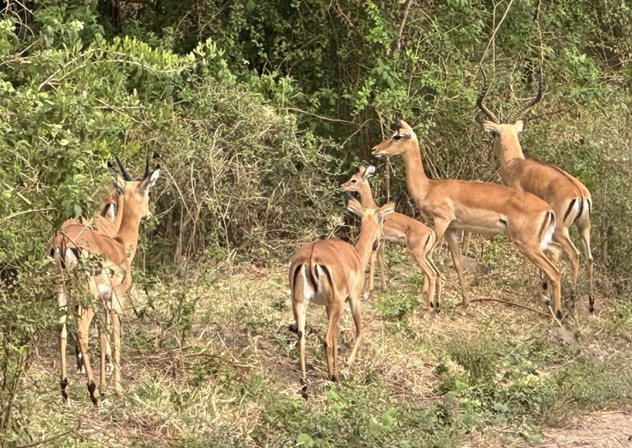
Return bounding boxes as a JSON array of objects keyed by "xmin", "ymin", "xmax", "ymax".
[
  {"xmin": 341, "ymin": 166, "xmax": 441, "ymax": 309},
  {"xmin": 289, "ymin": 198, "xmax": 395, "ymax": 382},
  {"xmin": 372, "ymin": 120, "xmax": 563, "ymax": 318},
  {"xmin": 53, "ymin": 164, "xmax": 159, "ymax": 405},
  {"xmin": 482, "ymin": 119, "xmax": 594, "ymax": 311}
]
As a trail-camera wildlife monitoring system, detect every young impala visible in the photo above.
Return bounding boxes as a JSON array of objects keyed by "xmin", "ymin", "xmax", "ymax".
[
  {"xmin": 52, "ymin": 155, "xmax": 159, "ymax": 405},
  {"xmin": 372, "ymin": 120, "xmax": 564, "ymax": 318},
  {"xmin": 289, "ymin": 196, "xmax": 395, "ymax": 382},
  {"xmin": 476, "ymin": 70, "xmax": 594, "ymax": 312},
  {"xmin": 341, "ymin": 165, "xmax": 440, "ymax": 309}
]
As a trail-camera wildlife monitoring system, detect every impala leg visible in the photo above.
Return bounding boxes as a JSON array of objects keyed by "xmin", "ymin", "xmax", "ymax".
[
  {"xmin": 57, "ymin": 288, "xmax": 70, "ymax": 403},
  {"xmin": 110, "ymin": 314, "xmax": 122, "ymax": 394},
  {"xmin": 576, "ymin": 219, "xmax": 594, "ymax": 313},
  {"xmin": 324, "ymin": 302, "xmax": 343, "ymax": 381},
  {"xmin": 524, "ymin": 248, "xmax": 562, "ymax": 319},
  {"xmin": 346, "ymin": 294, "xmax": 363, "ymax": 366},
  {"xmin": 291, "ymin": 277, "xmax": 308, "ymax": 384},
  {"xmin": 411, "ymin": 248, "xmax": 436, "ymax": 310},
  {"xmin": 377, "ymin": 244, "xmax": 387, "ymax": 290},
  {"xmin": 367, "ymin": 250, "xmax": 376, "ymax": 292},
  {"xmin": 75, "ymin": 303, "xmax": 85, "ymax": 374},
  {"xmin": 76, "ymin": 306, "xmax": 98, "ymax": 405},
  {"xmin": 553, "ymin": 228, "xmax": 580, "ymax": 306},
  {"xmin": 98, "ymin": 324, "xmax": 108, "ymax": 396},
  {"xmin": 445, "ymin": 229, "xmax": 469, "ymax": 308}
]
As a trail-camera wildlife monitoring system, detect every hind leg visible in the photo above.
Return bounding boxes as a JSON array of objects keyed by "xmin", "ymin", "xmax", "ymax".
[
  {"xmin": 553, "ymin": 227, "xmax": 579, "ymax": 307},
  {"xmin": 576, "ymin": 219, "xmax": 594, "ymax": 312},
  {"xmin": 347, "ymin": 294, "xmax": 363, "ymax": 366}
]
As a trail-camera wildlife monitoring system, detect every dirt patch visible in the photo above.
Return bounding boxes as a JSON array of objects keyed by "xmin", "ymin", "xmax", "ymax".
[{"xmin": 541, "ymin": 412, "xmax": 632, "ymax": 447}]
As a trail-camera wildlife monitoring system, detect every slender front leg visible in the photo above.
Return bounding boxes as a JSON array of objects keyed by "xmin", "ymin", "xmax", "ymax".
[
  {"xmin": 111, "ymin": 309, "xmax": 122, "ymax": 395},
  {"xmin": 444, "ymin": 229, "xmax": 469, "ymax": 308},
  {"xmin": 367, "ymin": 250, "xmax": 377, "ymax": 292},
  {"xmin": 377, "ymin": 245, "xmax": 387, "ymax": 290},
  {"xmin": 76, "ymin": 307, "xmax": 98, "ymax": 405},
  {"xmin": 57, "ymin": 288, "xmax": 69, "ymax": 403}
]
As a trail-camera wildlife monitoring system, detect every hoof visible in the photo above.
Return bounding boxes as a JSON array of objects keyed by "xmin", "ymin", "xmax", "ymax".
[
  {"xmin": 555, "ymin": 310, "xmax": 563, "ymax": 320},
  {"xmin": 588, "ymin": 296, "xmax": 595, "ymax": 314}
]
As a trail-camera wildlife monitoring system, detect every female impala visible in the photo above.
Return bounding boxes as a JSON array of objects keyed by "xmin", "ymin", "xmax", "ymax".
[
  {"xmin": 53, "ymin": 155, "xmax": 159, "ymax": 405},
  {"xmin": 372, "ymin": 120, "xmax": 564, "ymax": 318},
  {"xmin": 341, "ymin": 165, "xmax": 440, "ymax": 309},
  {"xmin": 289, "ymin": 197, "xmax": 395, "ymax": 382},
  {"xmin": 476, "ymin": 72, "xmax": 594, "ymax": 312}
]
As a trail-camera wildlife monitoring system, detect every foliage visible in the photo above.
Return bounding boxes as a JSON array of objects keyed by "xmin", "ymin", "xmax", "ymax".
[{"xmin": 1, "ymin": 0, "xmax": 631, "ymax": 445}]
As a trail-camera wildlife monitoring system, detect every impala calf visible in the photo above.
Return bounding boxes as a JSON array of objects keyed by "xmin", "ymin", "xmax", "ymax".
[
  {"xmin": 289, "ymin": 197, "xmax": 395, "ymax": 382},
  {"xmin": 372, "ymin": 120, "xmax": 564, "ymax": 318},
  {"xmin": 53, "ymin": 155, "xmax": 159, "ymax": 404},
  {"xmin": 341, "ymin": 165, "xmax": 440, "ymax": 308},
  {"xmin": 476, "ymin": 71, "xmax": 594, "ymax": 312}
]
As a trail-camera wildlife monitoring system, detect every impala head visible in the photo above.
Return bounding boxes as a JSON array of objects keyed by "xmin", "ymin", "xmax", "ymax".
[
  {"xmin": 371, "ymin": 120, "xmax": 418, "ymax": 157},
  {"xmin": 113, "ymin": 153, "xmax": 160, "ymax": 218},
  {"xmin": 346, "ymin": 196, "xmax": 396, "ymax": 247},
  {"xmin": 340, "ymin": 165, "xmax": 376, "ymax": 192}
]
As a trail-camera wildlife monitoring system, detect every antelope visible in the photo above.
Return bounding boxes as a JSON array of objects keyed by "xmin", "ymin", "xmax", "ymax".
[
  {"xmin": 49, "ymin": 178, "xmax": 123, "ymax": 375},
  {"xmin": 476, "ymin": 71, "xmax": 594, "ymax": 312},
  {"xmin": 289, "ymin": 196, "xmax": 395, "ymax": 382},
  {"xmin": 341, "ymin": 165, "xmax": 440, "ymax": 309},
  {"xmin": 372, "ymin": 120, "xmax": 564, "ymax": 318},
  {"xmin": 52, "ymin": 155, "xmax": 160, "ymax": 404}
]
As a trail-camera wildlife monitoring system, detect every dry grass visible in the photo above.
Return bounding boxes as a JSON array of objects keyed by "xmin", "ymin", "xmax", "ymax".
[{"xmin": 17, "ymin": 236, "xmax": 632, "ymax": 447}]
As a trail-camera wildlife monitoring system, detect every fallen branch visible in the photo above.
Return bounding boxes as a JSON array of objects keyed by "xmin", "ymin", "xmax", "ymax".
[{"xmin": 469, "ymin": 297, "xmax": 549, "ymax": 317}]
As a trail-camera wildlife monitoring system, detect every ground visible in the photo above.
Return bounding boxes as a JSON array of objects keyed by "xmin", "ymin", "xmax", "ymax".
[{"xmin": 16, "ymin": 236, "xmax": 632, "ymax": 447}]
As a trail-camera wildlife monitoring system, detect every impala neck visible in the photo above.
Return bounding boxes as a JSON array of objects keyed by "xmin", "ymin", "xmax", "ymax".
[
  {"xmin": 357, "ymin": 183, "xmax": 379, "ymax": 209},
  {"xmin": 493, "ymin": 133, "xmax": 526, "ymax": 169},
  {"xmin": 114, "ymin": 195, "xmax": 142, "ymax": 262},
  {"xmin": 401, "ymin": 140, "xmax": 431, "ymax": 200},
  {"xmin": 354, "ymin": 219, "xmax": 379, "ymax": 270}
]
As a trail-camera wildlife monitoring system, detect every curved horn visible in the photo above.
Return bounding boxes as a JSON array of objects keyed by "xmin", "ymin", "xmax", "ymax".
[
  {"xmin": 476, "ymin": 67, "xmax": 500, "ymax": 124},
  {"xmin": 115, "ymin": 156, "xmax": 133, "ymax": 181},
  {"xmin": 507, "ymin": 68, "xmax": 543, "ymax": 123}
]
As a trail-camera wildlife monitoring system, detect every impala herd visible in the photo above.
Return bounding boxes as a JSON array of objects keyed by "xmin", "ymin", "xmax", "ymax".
[{"xmin": 50, "ymin": 76, "xmax": 594, "ymax": 402}]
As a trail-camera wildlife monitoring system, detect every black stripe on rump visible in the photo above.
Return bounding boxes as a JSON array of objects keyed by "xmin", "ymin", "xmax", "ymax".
[{"xmin": 563, "ymin": 199, "xmax": 577, "ymax": 223}]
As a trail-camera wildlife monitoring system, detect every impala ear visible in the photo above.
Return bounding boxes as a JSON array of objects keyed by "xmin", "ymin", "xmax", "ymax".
[
  {"xmin": 377, "ymin": 200, "xmax": 396, "ymax": 220},
  {"xmin": 482, "ymin": 120, "xmax": 501, "ymax": 136},
  {"xmin": 514, "ymin": 120, "xmax": 524, "ymax": 133},
  {"xmin": 346, "ymin": 197, "xmax": 365, "ymax": 217},
  {"xmin": 140, "ymin": 166, "xmax": 160, "ymax": 192},
  {"xmin": 360, "ymin": 165, "xmax": 376, "ymax": 179},
  {"xmin": 102, "ymin": 203, "xmax": 116, "ymax": 221}
]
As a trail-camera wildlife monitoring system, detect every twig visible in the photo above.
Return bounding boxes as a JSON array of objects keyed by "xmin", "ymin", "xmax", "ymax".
[
  {"xmin": 477, "ymin": 0, "xmax": 516, "ymax": 69},
  {"xmin": 390, "ymin": 0, "xmax": 415, "ymax": 56},
  {"xmin": 15, "ymin": 421, "xmax": 81, "ymax": 448},
  {"xmin": 469, "ymin": 297, "xmax": 549, "ymax": 317}
]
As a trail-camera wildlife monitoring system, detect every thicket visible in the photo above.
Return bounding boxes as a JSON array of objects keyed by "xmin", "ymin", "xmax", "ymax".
[{"xmin": 0, "ymin": 0, "xmax": 631, "ymax": 444}]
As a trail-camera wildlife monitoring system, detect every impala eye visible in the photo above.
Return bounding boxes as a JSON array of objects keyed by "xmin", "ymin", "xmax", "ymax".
[
  {"xmin": 392, "ymin": 134, "xmax": 402, "ymax": 140},
  {"xmin": 351, "ymin": 179, "xmax": 357, "ymax": 183}
]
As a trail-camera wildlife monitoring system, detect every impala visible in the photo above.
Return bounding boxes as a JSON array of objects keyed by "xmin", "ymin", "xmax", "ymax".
[
  {"xmin": 476, "ymin": 71, "xmax": 594, "ymax": 312},
  {"xmin": 372, "ymin": 120, "xmax": 564, "ymax": 318},
  {"xmin": 52, "ymin": 155, "xmax": 159, "ymax": 404},
  {"xmin": 341, "ymin": 165, "xmax": 440, "ymax": 309},
  {"xmin": 49, "ymin": 177, "xmax": 123, "ymax": 375},
  {"xmin": 289, "ymin": 196, "xmax": 395, "ymax": 382}
]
